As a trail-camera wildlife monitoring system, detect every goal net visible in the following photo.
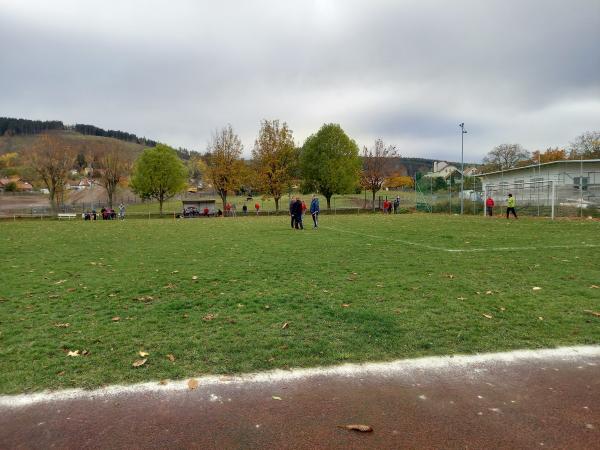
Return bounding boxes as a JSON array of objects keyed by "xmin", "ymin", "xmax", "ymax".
[{"xmin": 483, "ymin": 180, "xmax": 598, "ymax": 218}]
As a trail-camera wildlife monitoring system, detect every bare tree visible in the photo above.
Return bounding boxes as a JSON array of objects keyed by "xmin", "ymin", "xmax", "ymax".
[
  {"xmin": 206, "ymin": 124, "xmax": 245, "ymax": 209},
  {"xmin": 482, "ymin": 144, "xmax": 529, "ymax": 171},
  {"xmin": 25, "ymin": 134, "xmax": 76, "ymax": 212},
  {"xmin": 360, "ymin": 139, "xmax": 398, "ymax": 211},
  {"xmin": 93, "ymin": 141, "xmax": 133, "ymax": 208},
  {"xmin": 569, "ymin": 131, "xmax": 600, "ymax": 158}
]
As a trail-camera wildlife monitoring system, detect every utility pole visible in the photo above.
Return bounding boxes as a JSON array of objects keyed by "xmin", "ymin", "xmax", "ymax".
[{"xmin": 459, "ymin": 123, "xmax": 467, "ymax": 214}]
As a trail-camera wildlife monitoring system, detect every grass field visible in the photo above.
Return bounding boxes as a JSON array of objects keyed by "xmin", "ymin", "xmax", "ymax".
[{"xmin": 1, "ymin": 214, "xmax": 599, "ymax": 394}]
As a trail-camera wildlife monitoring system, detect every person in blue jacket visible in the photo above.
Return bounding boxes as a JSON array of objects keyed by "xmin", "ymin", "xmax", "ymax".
[{"xmin": 310, "ymin": 194, "xmax": 320, "ymax": 228}]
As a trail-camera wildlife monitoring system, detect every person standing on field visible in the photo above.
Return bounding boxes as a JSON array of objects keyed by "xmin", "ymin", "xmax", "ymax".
[
  {"xmin": 506, "ymin": 193, "xmax": 517, "ymax": 219},
  {"xmin": 393, "ymin": 196, "xmax": 400, "ymax": 214},
  {"xmin": 289, "ymin": 198, "xmax": 296, "ymax": 229},
  {"xmin": 486, "ymin": 196, "xmax": 494, "ymax": 217},
  {"xmin": 310, "ymin": 194, "xmax": 320, "ymax": 228},
  {"xmin": 291, "ymin": 197, "xmax": 303, "ymax": 229},
  {"xmin": 118, "ymin": 203, "xmax": 126, "ymax": 220}
]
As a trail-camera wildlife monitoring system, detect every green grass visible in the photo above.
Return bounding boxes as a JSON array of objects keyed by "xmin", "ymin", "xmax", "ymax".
[{"xmin": 1, "ymin": 214, "xmax": 599, "ymax": 394}]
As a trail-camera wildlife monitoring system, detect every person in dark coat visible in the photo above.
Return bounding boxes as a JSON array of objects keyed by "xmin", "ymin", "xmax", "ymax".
[{"xmin": 291, "ymin": 197, "xmax": 303, "ymax": 230}]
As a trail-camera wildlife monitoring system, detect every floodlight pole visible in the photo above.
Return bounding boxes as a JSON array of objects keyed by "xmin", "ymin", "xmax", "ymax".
[{"xmin": 459, "ymin": 123, "xmax": 467, "ymax": 214}]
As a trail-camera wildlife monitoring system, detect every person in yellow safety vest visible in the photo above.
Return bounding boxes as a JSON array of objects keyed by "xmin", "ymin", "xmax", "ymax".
[{"xmin": 506, "ymin": 193, "xmax": 518, "ymax": 219}]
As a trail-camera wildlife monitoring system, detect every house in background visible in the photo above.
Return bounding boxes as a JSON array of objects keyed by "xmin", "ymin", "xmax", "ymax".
[
  {"xmin": 0, "ymin": 176, "xmax": 33, "ymax": 192},
  {"xmin": 423, "ymin": 161, "xmax": 478, "ymax": 180}
]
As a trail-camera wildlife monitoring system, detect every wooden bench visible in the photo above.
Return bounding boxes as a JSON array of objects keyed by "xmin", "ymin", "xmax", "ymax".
[{"xmin": 57, "ymin": 213, "xmax": 77, "ymax": 220}]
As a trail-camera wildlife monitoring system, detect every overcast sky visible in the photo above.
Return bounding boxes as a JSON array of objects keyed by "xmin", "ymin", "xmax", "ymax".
[{"xmin": 1, "ymin": 0, "xmax": 599, "ymax": 162}]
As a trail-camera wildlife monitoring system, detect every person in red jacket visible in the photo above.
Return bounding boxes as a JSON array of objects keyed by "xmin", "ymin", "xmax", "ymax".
[
  {"xmin": 254, "ymin": 202, "xmax": 260, "ymax": 215},
  {"xmin": 486, "ymin": 196, "xmax": 495, "ymax": 216}
]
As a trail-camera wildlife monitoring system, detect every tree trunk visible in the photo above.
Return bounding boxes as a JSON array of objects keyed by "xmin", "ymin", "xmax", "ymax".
[
  {"xmin": 159, "ymin": 193, "xmax": 164, "ymax": 216},
  {"xmin": 274, "ymin": 197, "xmax": 280, "ymax": 211},
  {"xmin": 371, "ymin": 190, "xmax": 376, "ymax": 212},
  {"xmin": 220, "ymin": 190, "xmax": 227, "ymax": 210},
  {"xmin": 49, "ymin": 188, "xmax": 57, "ymax": 214},
  {"xmin": 326, "ymin": 194, "xmax": 332, "ymax": 209},
  {"xmin": 107, "ymin": 184, "xmax": 115, "ymax": 209}
]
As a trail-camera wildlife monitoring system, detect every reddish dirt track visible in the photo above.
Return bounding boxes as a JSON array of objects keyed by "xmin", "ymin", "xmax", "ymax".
[{"xmin": 1, "ymin": 350, "xmax": 599, "ymax": 449}]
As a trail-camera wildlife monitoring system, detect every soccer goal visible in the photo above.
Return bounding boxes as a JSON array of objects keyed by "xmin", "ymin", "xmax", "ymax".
[{"xmin": 483, "ymin": 180, "xmax": 557, "ymax": 219}]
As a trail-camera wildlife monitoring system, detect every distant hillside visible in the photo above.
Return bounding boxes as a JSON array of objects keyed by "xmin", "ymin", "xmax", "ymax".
[{"xmin": 0, "ymin": 117, "xmax": 198, "ymax": 160}]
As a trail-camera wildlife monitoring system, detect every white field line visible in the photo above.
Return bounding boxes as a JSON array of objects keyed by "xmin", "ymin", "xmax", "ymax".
[
  {"xmin": 323, "ymin": 226, "xmax": 600, "ymax": 253},
  {"xmin": 1, "ymin": 345, "xmax": 599, "ymax": 409}
]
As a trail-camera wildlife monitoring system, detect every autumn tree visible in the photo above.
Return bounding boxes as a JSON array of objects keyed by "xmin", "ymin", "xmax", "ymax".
[
  {"xmin": 25, "ymin": 133, "xmax": 75, "ymax": 212},
  {"xmin": 530, "ymin": 147, "xmax": 567, "ymax": 164},
  {"xmin": 252, "ymin": 120, "xmax": 297, "ymax": 211},
  {"xmin": 360, "ymin": 139, "xmax": 398, "ymax": 211},
  {"xmin": 93, "ymin": 141, "xmax": 133, "ymax": 208},
  {"xmin": 385, "ymin": 175, "xmax": 414, "ymax": 189},
  {"xmin": 300, "ymin": 124, "xmax": 361, "ymax": 208},
  {"xmin": 129, "ymin": 144, "xmax": 187, "ymax": 215},
  {"xmin": 569, "ymin": 131, "xmax": 600, "ymax": 158},
  {"xmin": 482, "ymin": 144, "xmax": 529, "ymax": 171},
  {"xmin": 206, "ymin": 124, "xmax": 245, "ymax": 209}
]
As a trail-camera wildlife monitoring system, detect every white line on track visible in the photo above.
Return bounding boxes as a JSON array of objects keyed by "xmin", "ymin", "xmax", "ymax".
[
  {"xmin": 1, "ymin": 346, "xmax": 598, "ymax": 408},
  {"xmin": 323, "ymin": 226, "xmax": 600, "ymax": 253}
]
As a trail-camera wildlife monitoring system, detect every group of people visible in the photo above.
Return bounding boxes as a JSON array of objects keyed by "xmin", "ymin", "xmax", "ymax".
[
  {"xmin": 83, "ymin": 203, "xmax": 126, "ymax": 220},
  {"xmin": 382, "ymin": 197, "xmax": 401, "ymax": 214},
  {"xmin": 289, "ymin": 195, "xmax": 320, "ymax": 229},
  {"xmin": 485, "ymin": 194, "xmax": 518, "ymax": 219}
]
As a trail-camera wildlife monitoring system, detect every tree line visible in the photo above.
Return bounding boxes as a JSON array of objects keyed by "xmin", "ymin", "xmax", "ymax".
[
  {"xmin": 15, "ymin": 117, "xmax": 599, "ymax": 214},
  {"xmin": 481, "ymin": 131, "xmax": 600, "ymax": 172}
]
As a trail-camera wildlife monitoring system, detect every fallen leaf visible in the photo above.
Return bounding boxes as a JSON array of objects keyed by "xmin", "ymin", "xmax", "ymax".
[
  {"xmin": 171, "ymin": 270, "xmax": 179, "ymax": 274},
  {"xmin": 590, "ymin": 285, "xmax": 599, "ymax": 289},
  {"xmin": 108, "ymin": 293, "xmax": 117, "ymax": 297},
  {"xmin": 538, "ymin": 317, "xmax": 544, "ymax": 321},
  {"xmin": 202, "ymin": 314, "xmax": 216, "ymax": 321},
  {"xmin": 192, "ymin": 276, "xmax": 198, "ymax": 280},
  {"xmin": 112, "ymin": 316, "xmax": 120, "ymax": 322},
  {"xmin": 272, "ymin": 396, "xmax": 282, "ymax": 400},
  {"xmin": 139, "ymin": 351, "xmax": 149, "ymax": 357},
  {"xmin": 132, "ymin": 358, "xmax": 147, "ymax": 367},
  {"xmin": 66, "ymin": 288, "xmax": 76, "ymax": 292},
  {"xmin": 337, "ymin": 424, "xmax": 373, "ymax": 432},
  {"xmin": 341, "ymin": 304, "xmax": 350, "ymax": 307},
  {"xmin": 57, "ymin": 371, "xmax": 65, "ymax": 376},
  {"xmin": 135, "ymin": 295, "xmax": 154, "ymax": 302},
  {"xmin": 483, "ymin": 314, "xmax": 493, "ymax": 319},
  {"xmin": 159, "ymin": 379, "xmax": 168, "ymax": 385},
  {"xmin": 54, "ymin": 323, "xmax": 70, "ymax": 328},
  {"xmin": 446, "ymin": 274, "xmax": 455, "ymax": 279},
  {"xmin": 584, "ymin": 310, "xmax": 600, "ymax": 317},
  {"xmin": 532, "ymin": 287, "xmax": 542, "ymax": 291},
  {"xmin": 188, "ymin": 379, "xmax": 198, "ymax": 390},
  {"xmin": 485, "ymin": 290, "xmax": 493, "ymax": 295},
  {"xmin": 54, "ymin": 279, "xmax": 67, "ymax": 285},
  {"xmin": 81, "ymin": 349, "xmax": 90, "ymax": 356},
  {"xmin": 281, "ymin": 322, "xmax": 289, "ymax": 329},
  {"xmin": 48, "ymin": 294, "xmax": 60, "ymax": 299},
  {"xmin": 166, "ymin": 354, "xmax": 176, "ymax": 362},
  {"xmin": 67, "ymin": 350, "xmax": 80, "ymax": 357},
  {"xmin": 457, "ymin": 297, "xmax": 466, "ymax": 300},
  {"xmin": 500, "ymin": 307, "xmax": 506, "ymax": 311}
]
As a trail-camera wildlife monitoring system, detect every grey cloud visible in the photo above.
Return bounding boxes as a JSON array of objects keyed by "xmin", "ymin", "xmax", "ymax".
[{"xmin": 0, "ymin": 0, "xmax": 598, "ymax": 161}]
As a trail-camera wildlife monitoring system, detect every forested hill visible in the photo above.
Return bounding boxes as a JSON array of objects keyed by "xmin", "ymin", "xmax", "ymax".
[
  {"xmin": 0, "ymin": 117, "xmax": 199, "ymax": 160},
  {"xmin": 0, "ymin": 117, "xmax": 157, "ymax": 147}
]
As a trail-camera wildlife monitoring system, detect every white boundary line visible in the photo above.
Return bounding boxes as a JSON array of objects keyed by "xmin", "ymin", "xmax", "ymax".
[
  {"xmin": 323, "ymin": 226, "xmax": 600, "ymax": 253},
  {"xmin": 1, "ymin": 345, "xmax": 598, "ymax": 408}
]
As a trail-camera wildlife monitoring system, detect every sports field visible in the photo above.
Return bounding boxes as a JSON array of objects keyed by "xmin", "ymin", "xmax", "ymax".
[{"xmin": 1, "ymin": 214, "xmax": 599, "ymax": 394}]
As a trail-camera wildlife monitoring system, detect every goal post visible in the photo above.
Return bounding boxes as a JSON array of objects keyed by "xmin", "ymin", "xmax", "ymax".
[{"xmin": 483, "ymin": 180, "xmax": 556, "ymax": 219}]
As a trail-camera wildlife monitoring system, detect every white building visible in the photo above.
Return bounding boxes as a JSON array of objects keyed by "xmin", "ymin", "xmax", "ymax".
[
  {"xmin": 424, "ymin": 161, "xmax": 478, "ymax": 179},
  {"xmin": 476, "ymin": 159, "xmax": 600, "ymax": 208}
]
